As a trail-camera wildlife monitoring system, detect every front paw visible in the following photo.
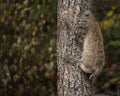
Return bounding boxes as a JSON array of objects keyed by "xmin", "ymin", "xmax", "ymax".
[{"xmin": 89, "ymin": 72, "xmax": 96, "ymax": 80}]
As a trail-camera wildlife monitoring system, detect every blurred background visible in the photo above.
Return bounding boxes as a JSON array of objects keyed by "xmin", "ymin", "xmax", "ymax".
[{"xmin": 0, "ymin": 0, "xmax": 120, "ymax": 96}]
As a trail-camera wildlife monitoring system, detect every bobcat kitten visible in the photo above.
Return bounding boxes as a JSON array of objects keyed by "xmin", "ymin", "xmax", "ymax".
[
  {"xmin": 61, "ymin": 7, "xmax": 105, "ymax": 80},
  {"xmin": 80, "ymin": 10, "xmax": 105, "ymax": 79}
]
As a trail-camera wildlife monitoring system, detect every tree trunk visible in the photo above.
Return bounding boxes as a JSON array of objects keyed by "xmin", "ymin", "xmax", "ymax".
[{"xmin": 57, "ymin": 0, "xmax": 98, "ymax": 96}]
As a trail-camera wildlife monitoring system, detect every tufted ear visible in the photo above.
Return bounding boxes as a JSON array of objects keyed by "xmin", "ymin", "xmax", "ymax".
[{"xmin": 76, "ymin": 5, "xmax": 80, "ymax": 13}]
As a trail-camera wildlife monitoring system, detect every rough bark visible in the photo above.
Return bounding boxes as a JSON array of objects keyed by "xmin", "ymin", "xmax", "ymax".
[{"xmin": 57, "ymin": 0, "xmax": 97, "ymax": 96}]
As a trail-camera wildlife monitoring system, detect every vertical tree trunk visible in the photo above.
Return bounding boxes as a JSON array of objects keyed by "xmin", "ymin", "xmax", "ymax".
[{"xmin": 57, "ymin": 0, "xmax": 96, "ymax": 96}]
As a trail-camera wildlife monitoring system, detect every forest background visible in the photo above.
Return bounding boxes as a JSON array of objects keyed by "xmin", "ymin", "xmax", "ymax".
[{"xmin": 0, "ymin": 0, "xmax": 120, "ymax": 96}]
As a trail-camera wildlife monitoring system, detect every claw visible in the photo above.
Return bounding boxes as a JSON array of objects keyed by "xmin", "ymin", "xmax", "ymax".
[{"xmin": 89, "ymin": 72, "xmax": 96, "ymax": 80}]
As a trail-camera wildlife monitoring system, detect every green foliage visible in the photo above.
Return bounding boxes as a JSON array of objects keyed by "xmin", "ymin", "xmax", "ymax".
[
  {"xmin": 0, "ymin": 0, "xmax": 57, "ymax": 96},
  {"xmin": 98, "ymin": 0, "xmax": 120, "ymax": 94}
]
